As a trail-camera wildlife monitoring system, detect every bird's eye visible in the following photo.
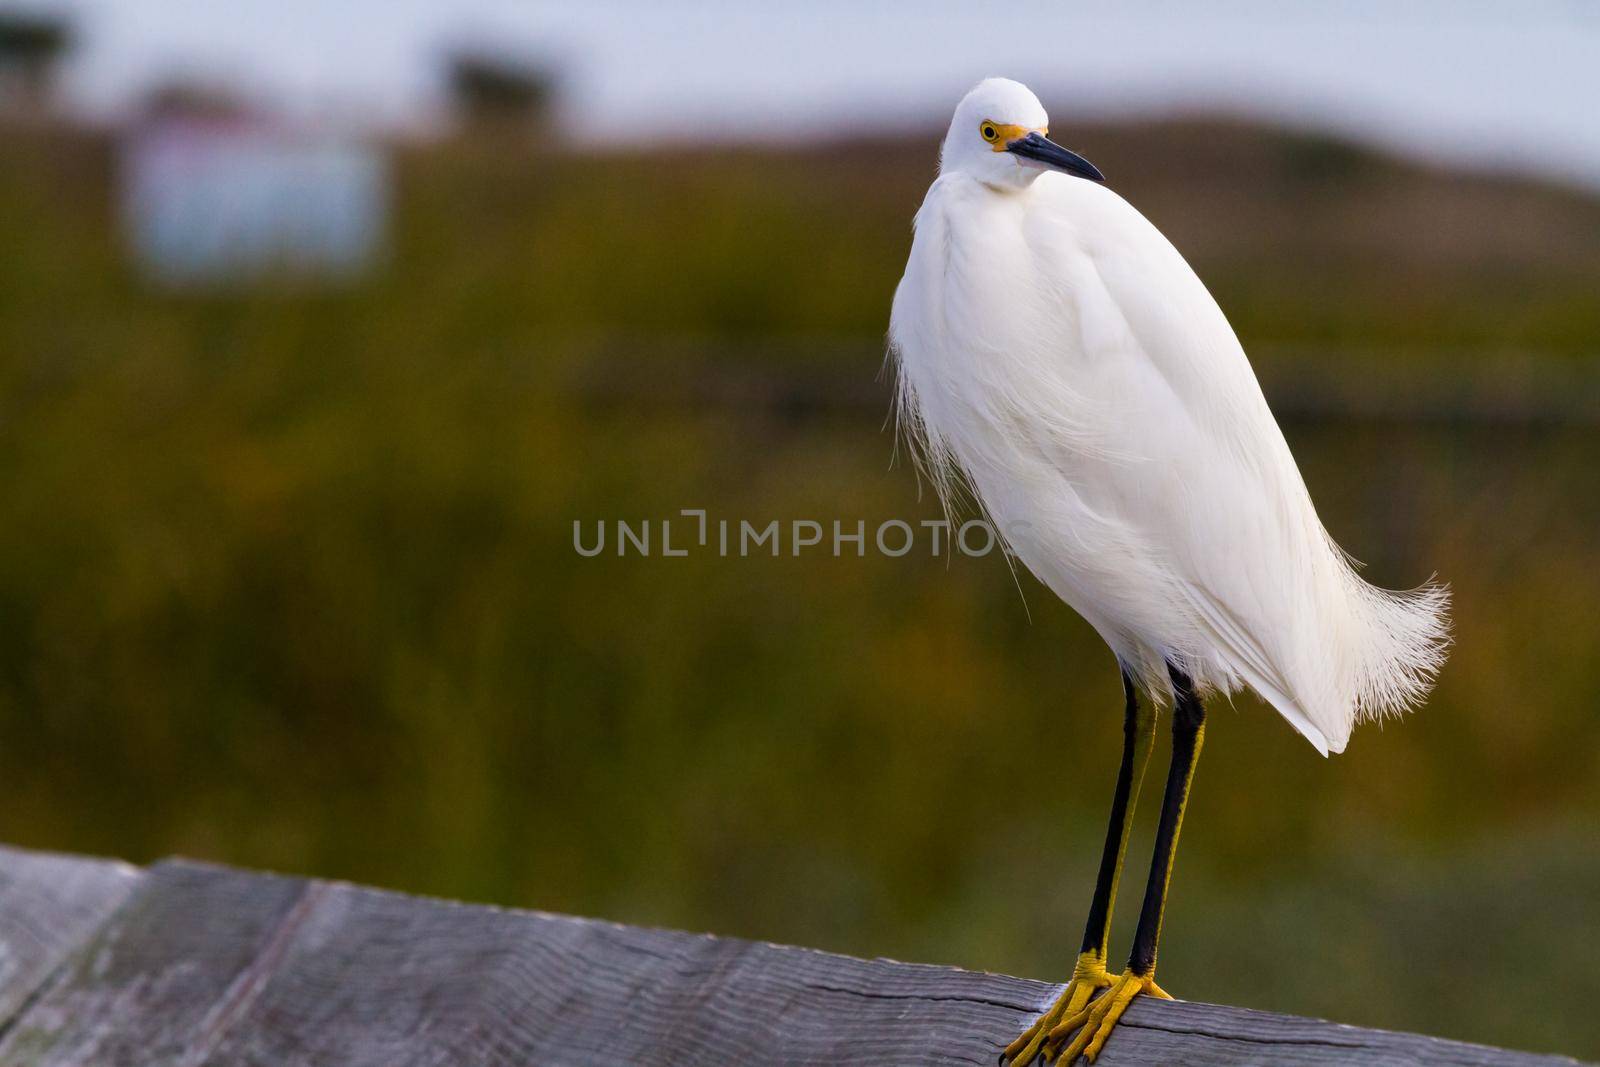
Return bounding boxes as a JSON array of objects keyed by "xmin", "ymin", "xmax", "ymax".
[{"xmin": 980, "ymin": 122, "xmax": 999, "ymax": 143}]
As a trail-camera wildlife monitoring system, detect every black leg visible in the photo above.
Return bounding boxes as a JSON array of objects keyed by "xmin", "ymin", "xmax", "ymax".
[
  {"xmin": 1000, "ymin": 669, "xmax": 1155, "ymax": 1066},
  {"xmin": 1127, "ymin": 665, "xmax": 1206, "ymax": 977},
  {"xmin": 1037, "ymin": 666, "xmax": 1207, "ymax": 1064},
  {"xmin": 1078, "ymin": 670, "xmax": 1155, "ymax": 961}
]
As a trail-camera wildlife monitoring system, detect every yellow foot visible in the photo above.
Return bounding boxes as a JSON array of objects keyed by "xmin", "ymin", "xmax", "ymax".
[
  {"xmin": 1043, "ymin": 968, "xmax": 1170, "ymax": 1063},
  {"xmin": 999, "ymin": 953, "xmax": 1114, "ymax": 1066}
]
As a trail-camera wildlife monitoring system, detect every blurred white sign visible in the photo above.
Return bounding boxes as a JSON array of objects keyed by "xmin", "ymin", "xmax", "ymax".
[{"xmin": 122, "ymin": 119, "xmax": 388, "ymax": 286}]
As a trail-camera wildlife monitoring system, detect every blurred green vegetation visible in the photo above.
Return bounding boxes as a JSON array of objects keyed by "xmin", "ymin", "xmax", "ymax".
[{"xmin": 1, "ymin": 121, "xmax": 1598, "ymax": 1057}]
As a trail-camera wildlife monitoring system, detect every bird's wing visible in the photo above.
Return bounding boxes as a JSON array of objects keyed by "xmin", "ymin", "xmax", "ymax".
[{"xmin": 1025, "ymin": 177, "xmax": 1350, "ymax": 749}]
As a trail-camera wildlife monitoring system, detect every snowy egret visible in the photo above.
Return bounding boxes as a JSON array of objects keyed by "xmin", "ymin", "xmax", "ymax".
[{"xmin": 889, "ymin": 79, "xmax": 1450, "ymax": 1064}]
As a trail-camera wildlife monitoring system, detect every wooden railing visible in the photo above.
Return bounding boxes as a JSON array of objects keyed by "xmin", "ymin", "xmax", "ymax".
[{"xmin": 0, "ymin": 844, "xmax": 1584, "ymax": 1065}]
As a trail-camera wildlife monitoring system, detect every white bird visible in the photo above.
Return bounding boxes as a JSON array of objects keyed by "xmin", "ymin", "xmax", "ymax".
[{"xmin": 889, "ymin": 78, "xmax": 1449, "ymax": 1064}]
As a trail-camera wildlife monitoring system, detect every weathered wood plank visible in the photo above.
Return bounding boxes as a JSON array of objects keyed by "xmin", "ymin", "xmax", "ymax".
[
  {"xmin": 0, "ymin": 852, "xmax": 1587, "ymax": 1065},
  {"xmin": 195, "ymin": 883, "xmax": 1591, "ymax": 1067},
  {"xmin": 0, "ymin": 845, "xmax": 142, "ymax": 1029},
  {"xmin": 0, "ymin": 859, "xmax": 312, "ymax": 1066}
]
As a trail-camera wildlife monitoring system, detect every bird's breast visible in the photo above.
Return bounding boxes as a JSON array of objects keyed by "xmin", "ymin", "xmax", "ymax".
[
  {"xmin": 902, "ymin": 190, "xmax": 1082, "ymax": 380},
  {"xmin": 895, "ymin": 184, "xmax": 1111, "ymax": 457}
]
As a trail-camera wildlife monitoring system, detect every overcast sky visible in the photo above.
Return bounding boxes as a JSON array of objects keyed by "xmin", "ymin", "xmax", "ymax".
[{"xmin": 28, "ymin": 0, "xmax": 1600, "ymax": 186}]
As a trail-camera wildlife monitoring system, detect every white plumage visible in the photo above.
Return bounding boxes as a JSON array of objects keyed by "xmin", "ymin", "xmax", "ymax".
[{"xmin": 890, "ymin": 79, "xmax": 1449, "ymax": 754}]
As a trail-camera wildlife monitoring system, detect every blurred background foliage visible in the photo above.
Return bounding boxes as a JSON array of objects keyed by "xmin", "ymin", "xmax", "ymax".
[{"xmin": 2, "ymin": 97, "xmax": 1599, "ymax": 1060}]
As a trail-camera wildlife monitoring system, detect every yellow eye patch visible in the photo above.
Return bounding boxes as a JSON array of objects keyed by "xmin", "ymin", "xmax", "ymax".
[{"xmin": 980, "ymin": 120, "xmax": 1046, "ymax": 151}]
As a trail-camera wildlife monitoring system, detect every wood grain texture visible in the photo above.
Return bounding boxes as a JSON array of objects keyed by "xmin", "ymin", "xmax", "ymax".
[
  {"xmin": 0, "ymin": 858, "xmax": 312, "ymax": 1065},
  {"xmin": 0, "ymin": 849, "xmax": 1588, "ymax": 1066},
  {"xmin": 0, "ymin": 846, "xmax": 143, "ymax": 1027}
]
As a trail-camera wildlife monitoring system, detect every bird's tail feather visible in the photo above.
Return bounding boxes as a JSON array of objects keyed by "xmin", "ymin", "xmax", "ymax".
[
  {"xmin": 1179, "ymin": 565, "xmax": 1450, "ymax": 755},
  {"xmin": 1341, "ymin": 572, "xmax": 1452, "ymax": 730}
]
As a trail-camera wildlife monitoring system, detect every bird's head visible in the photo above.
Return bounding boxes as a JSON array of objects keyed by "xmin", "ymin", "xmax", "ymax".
[{"xmin": 939, "ymin": 78, "xmax": 1104, "ymax": 189}]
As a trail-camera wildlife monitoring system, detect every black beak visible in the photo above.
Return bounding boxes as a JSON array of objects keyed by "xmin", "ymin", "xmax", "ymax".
[{"xmin": 1006, "ymin": 131, "xmax": 1105, "ymax": 182}]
